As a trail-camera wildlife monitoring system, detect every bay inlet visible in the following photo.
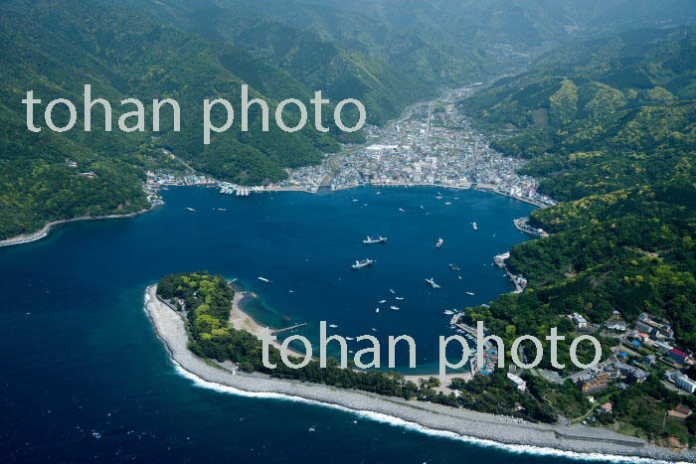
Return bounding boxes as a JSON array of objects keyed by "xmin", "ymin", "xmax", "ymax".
[{"xmin": 0, "ymin": 185, "xmax": 648, "ymax": 464}]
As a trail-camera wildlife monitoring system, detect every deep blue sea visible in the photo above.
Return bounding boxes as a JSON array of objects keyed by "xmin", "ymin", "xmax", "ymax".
[{"xmin": 0, "ymin": 186, "xmax": 619, "ymax": 463}]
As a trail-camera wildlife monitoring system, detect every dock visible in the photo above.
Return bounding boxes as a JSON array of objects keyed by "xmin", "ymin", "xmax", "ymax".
[{"xmin": 272, "ymin": 322, "xmax": 308, "ymax": 335}]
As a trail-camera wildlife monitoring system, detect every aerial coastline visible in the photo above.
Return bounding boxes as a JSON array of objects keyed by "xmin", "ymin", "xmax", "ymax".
[
  {"xmin": 0, "ymin": 84, "xmax": 551, "ymax": 249},
  {"xmin": 144, "ymin": 284, "xmax": 696, "ymax": 463},
  {"xmin": 0, "ymin": 202, "xmax": 161, "ymax": 248}
]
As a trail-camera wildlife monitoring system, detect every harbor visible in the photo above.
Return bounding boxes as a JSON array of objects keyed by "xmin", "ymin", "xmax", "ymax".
[{"xmin": 143, "ymin": 86, "xmax": 558, "ymax": 213}]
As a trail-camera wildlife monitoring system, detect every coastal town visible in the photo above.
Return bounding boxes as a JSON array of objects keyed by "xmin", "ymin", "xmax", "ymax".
[
  {"xmin": 450, "ymin": 308, "xmax": 696, "ymax": 431},
  {"xmin": 265, "ymin": 87, "xmax": 555, "ymax": 207},
  {"xmin": 144, "ymin": 87, "xmax": 556, "ymax": 209}
]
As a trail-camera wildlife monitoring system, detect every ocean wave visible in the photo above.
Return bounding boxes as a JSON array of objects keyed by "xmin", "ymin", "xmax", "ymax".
[{"xmin": 171, "ymin": 363, "xmax": 679, "ymax": 464}]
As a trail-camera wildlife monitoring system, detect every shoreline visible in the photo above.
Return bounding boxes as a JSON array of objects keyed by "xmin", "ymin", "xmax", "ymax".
[
  {"xmin": 228, "ymin": 288, "xmax": 305, "ymax": 357},
  {"xmin": 0, "ymin": 181, "xmax": 543, "ymax": 250},
  {"xmin": 257, "ymin": 182, "xmax": 551, "ymax": 209},
  {"xmin": 143, "ymin": 284, "xmax": 695, "ymax": 463},
  {"xmin": 0, "ymin": 203, "xmax": 159, "ymax": 249}
]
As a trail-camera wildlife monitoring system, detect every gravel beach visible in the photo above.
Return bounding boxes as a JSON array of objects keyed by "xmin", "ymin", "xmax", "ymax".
[{"xmin": 144, "ymin": 285, "xmax": 696, "ymax": 463}]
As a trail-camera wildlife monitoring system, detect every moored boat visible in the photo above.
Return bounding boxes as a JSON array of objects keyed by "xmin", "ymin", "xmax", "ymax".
[{"xmin": 352, "ymin": 258, "xmax": 374, "ymax": 269}]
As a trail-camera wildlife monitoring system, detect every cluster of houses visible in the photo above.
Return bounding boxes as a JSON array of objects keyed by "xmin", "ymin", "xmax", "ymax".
[
  {"xmin": 576, "ymin": 361, "xmax": 652, "ymax": 394},
  {"xmin": 145, "ymin": 171, "xmax": 216, "ymax": 188},
  {"xmin": 65, "ymin": 158, "xmax": 97, "ymax": 178},
  {"xmin": 568, "ymin": 312, "xmax": 696, "ymax": 399}
]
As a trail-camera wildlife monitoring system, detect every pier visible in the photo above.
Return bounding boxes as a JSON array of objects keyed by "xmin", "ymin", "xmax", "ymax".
[
  {"xmin": 513, "ymin": 217, "xmax": 548, "ymax": 238},
  {"xmin": 494, "ymin": 252, "xmax": 526, "ymax": 293},
  {"xmin": 272, "ymin": 322, "xmax": 308, "ymax": 335}
]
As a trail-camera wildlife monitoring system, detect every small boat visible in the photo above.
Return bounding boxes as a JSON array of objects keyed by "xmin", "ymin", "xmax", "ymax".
[
  {"xmin": 389, "ymin": 289, "xmax": 396, "ymax": 294},
  {"xmin": 472, "ymin": 222, "xmax": 478, "ymax": 231},
  {"xmin": 329, "ymin": 324, "xmax": 338, "ymax": 328},
  {"xmin": 395, "ymin": 296, "xmax": 404, "ymax": 300},
  {"xmin": 346, "ymin": 337, "xmax": 355, "ymax": 341},
  {"xmin": 435, "ymin": 238, "xmax": 444, "ymax": 248},
  {"xmin": 379, "ymin": 299, "xmax": 387, "ymax": 304},
  {"xmin": 363, "ymin": 235, "xmax": 388, "ymax": 245},
  {"xmin": 444, "ymin": 202, "xmax": 452, "ymax": 206},
  {"xmin": 186, "ymin": 207, "xmax": 196, "ymax": 212},
  {"xmin": 371, "ymin": 328, "xmax": 377, "ymax": 332},
  {"xmin": 466, "ymin": 291, "xmax": 475, "ymax": 296},
  {"xmin": 390, "ymin": 306, "xmax": 400, "ymax": 311},
  {"xmin": 398, "ymin": 208, "xmax": 406, "ymax": 213},
  {"xmin": 257, "ymin": 277, "xmax": 271, "ymax": 283},
  {"xmin": 375, "ymin": 308, "xmax": 380, "ymax": 313},
  {"xmin": 425, "ymin": 278, "xmax": 441, "ymax": 289},
  {"xmin": 444, "ymin": 310, "xmax": 455, "ymax": 315},
  {"xmin": 352, "ymin": 259, "xmax": 374, "ymax": 270},
  {"xmin": 458, "ymin": 275, "xmax": 463, "ymax": 280},
  {"xmin": 448, "ymin": 263, "xmax": 460, "ymax": 272}
]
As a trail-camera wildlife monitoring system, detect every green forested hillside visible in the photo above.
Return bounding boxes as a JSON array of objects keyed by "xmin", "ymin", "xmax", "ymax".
[
  {"xmin": 461, "ymin": 26, "xmax": 696, "ymax": 442},
  {"xmin": 462, "ymin": 27, "xmax": 695, "ymax": 160},
  {"xmin": 2, "ymin": 0, "xmax": 692, "ymax": 241},
  {"xmin": 0, "ymin": 0, "xmax": 341, "ymax": 239}
]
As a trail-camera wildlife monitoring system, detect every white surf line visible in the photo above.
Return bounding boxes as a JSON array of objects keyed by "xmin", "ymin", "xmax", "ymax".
[{"xmin": 171, "ymin": 363, "xmax": 676, "ymax": 464}]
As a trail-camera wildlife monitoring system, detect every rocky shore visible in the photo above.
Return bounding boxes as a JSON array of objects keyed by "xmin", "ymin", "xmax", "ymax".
[
  {"xmin": 143, "ymin": 285, "xmax": 696, "ymax": 463},
  {"xmin": 0, "ymin": 205, "xmax": 158, "ymax": 248}
]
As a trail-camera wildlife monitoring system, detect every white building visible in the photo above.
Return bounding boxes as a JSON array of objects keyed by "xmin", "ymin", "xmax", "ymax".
[
  {"xmin": 670, "ymin": 372, "xmax": 696, "ymax": 394},
  {"xmin": 507, "ymin": 372, "xmax": 527, "ymax": 392},
  {"xmin": 571, "ymin": 313, "xmax": 588, "ymax": 329}
]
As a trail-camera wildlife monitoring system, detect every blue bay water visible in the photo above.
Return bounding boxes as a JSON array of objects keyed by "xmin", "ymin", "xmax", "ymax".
[{"xmin": 0, "ymin": 186, "xmax": 617, "ymax": 463}]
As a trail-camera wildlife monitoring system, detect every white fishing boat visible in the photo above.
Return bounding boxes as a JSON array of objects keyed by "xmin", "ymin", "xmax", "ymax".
[
  {"xmin": 435, "ymin": 237, "xmax": 444, "ymax": 248},
  {"xmin": 375, "ymin": 308, "xmax": 380, "ymax": 313},
  {"xmin": 363, "ymin": 235, "xmax": 388, "ymax": 245},
  {"xmin": 466, "ymin": 291, "xmax": 475, "ymax": 296},
  {"xmin": 378, "ymin": 299, "xmax": 386, "ymax": 304},
  {"xmin": 186, "ymin": 207, "xmax": 196, "ymax": 212},
  {"xmin": 444, "ymin": 310, "xmax": 455, "ymax": 315},
  {"xmin": 425, "ymin": 278, "xmax": 441, "ymax": 289},
  {"xmin": 257, "ymin": 277, "xmax": 271, "ymax": 283},
  {"xmin": 352, "ymin": 258, "xmax": 374, "ymax": 269},
  {"xmin": 390, "ymin": 306, "xmax": 400, "ymax": 311},
  {"xmin": 395, "ymin": 296, "xmax": 404, "ymax": 300},
  {"xmin": 329, "ymin": 324, "xmax": 338, "ymax": 328},
  {"xmin": 472, "ymin": 222, "xmax": 478, "ymax": 230}
]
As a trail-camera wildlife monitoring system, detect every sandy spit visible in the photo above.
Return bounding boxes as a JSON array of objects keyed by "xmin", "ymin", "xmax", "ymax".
[{"xmin": 144, "ymin": 285, "xmax": 695, "ymax": 463}]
